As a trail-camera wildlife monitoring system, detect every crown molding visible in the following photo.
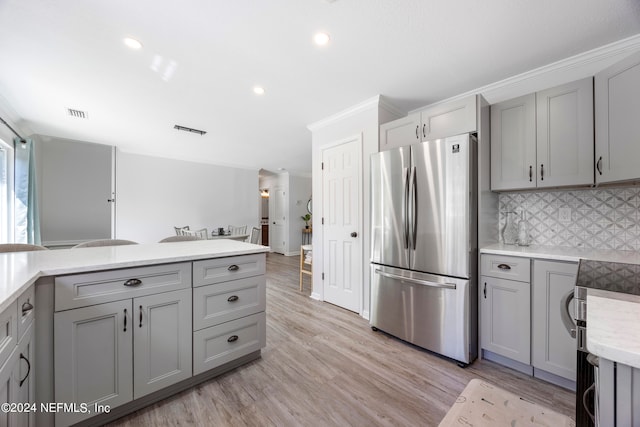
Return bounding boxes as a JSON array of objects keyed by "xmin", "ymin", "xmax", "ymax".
[
  {"xmin": 307, "ymin": 95, "xmax": 381, "ymax": 132},
  {"xmin": 410, "ymin": 33, "xmax": 640, "ymax": 113},
  {"xmin": 378, "ymin": 95, "xmax": 406, "ymax": 118}
]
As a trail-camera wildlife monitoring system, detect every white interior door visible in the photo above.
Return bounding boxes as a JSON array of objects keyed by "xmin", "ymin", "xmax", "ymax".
[
  {"xmin": 322, "ymin": 137, "xmax": 361, "ymax": 313},
  {"xmin": 269, "ymin": 186, "xmax": 286, "ymax": 254}
]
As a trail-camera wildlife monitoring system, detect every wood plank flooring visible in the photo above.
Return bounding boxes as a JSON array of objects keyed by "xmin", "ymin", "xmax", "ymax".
[{"xmin": 107, "ymin": 253, "xmax": 575, "ymax": 426}]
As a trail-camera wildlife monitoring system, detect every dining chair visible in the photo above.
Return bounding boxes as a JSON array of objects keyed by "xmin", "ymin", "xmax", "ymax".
[
  {"xmin": 159, "ymin": 235, "xmax": 201, "ymax": 243},
  {"xmin": 249, "ymin": 227, "xmax": 261, "ymax": 244},
  {"xmin": 299, "ymin": 245, "xmax": 312, "ymax": 291},
  {"xmin": 182, "ymin": 228, "xmax": 208, "ymax": 239},
  {"xmin": 0, "ymin": 243, "xmax": 49, "ymax": 252},
  {"xmin": 174, "ymin": 226, "xmax": 190, "ymax": 236},
  {"xmin": 228, "ymin": 225, "xmax": 247, "ymax": 235},
  {"xmin": 72, "ymin": 239, "xmax": 138, "ymax": 248}
]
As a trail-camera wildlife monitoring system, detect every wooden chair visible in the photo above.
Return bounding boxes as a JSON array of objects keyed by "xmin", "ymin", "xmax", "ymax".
[
  {"xmin": 299, "ymin": 245, "xmax": 312, "ymax": 291},
  {"xmin": 0, "ymin": 243, "xmax": 49, "ymax": 252},
  {"xmin": 249, "ymin": 227, "xmax": 261, "ymax": 244},
  {"xmin": 228, "ymin": 225, "xmax": 247, "ymax": 235},
  {"xmin": 159, "ymin": 235, "xmax": 200, "ymax": 243},
  {"xmin": 72, "ymin": 239, "xmax": 138, "ymax": 248}
]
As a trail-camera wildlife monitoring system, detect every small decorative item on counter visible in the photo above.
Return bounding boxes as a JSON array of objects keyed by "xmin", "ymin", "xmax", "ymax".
[
  {"xmin": 501, "ymin": 211, "xmax": 518, "ymax": 245},
  {"xmin": 517, "ymin": 211, "xmax": 530, "ymax": 246}
]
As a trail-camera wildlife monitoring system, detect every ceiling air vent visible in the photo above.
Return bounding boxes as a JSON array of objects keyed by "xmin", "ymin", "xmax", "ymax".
[
  {"xmin": 174, "ymin": 124, "xmax": 207, "ymax": 136},
  {"xmin": 67, "ymin": 108, "xmax": 88, "ymax": 119}
]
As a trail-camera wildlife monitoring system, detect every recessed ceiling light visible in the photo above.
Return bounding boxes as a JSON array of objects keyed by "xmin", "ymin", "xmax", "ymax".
[
  {"xmin": 123, "ymin": 37, "xmax": 143, "ymax": 49},
  {"xmin": 253, "ymin": 86, "xmax": 265, "ymax": 95},
  {"xmin": 314, "ymin": 32, "xmax": 330, "ymax": 46}
]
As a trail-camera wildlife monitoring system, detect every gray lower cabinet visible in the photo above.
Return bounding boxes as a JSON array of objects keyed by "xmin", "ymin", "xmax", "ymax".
[
  {"xmin": 54, "ymin": 300, "xmax": 133, "ymax": 426},
  {"xmin": 54, "ymin": 288, "xmax": 192, "ymax": 426},
  {"xmin": 531, "ymin": 260, "xmax": 577, "ymax": 381},
  {"xmin": 0, "ymin": 287, "xmax": 35, "ymax": 427},
  {"xmin": 480, "ymin": 275, "xmax": 531, "ymax": 364}
]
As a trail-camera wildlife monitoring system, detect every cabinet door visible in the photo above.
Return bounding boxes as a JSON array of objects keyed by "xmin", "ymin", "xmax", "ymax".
[
  {"xmin": 420, "ymin": 95, "xmax": 477, "ymax": 141},
  {"xmin": 595, "ymin": 51, "xmax": 640, "ymax": 184},
  {"xmin": 13, "ymin": 325, "xmax": 34, "ymax": 427},
  {"xmin": 0, "ymin": 349, "xmax": 18, "ymax": 427},
  {"xmin": 490, "ymin": 94, "xmax": 537, "ymax": 190},
  {"xmin": 532, "ymin": 260, "xmax": 577, "ymax": 380},
  {"xmin": 480, "ymin": 275, "xmax": 530, "ymax": 364},
  {"xmin": 54, "ymin": 300, "xmax": 133, "ymax": 426},
  {"xmin": 379, "ymin": 113, "xmax": 420, "ymax": 151},
  {"xmin": 536, "ymin": 78, "xmax": 594, "ymax": 188},
  {"xmin": 133, "ymin": 289, "xmax": 192, "ymax": 399}
]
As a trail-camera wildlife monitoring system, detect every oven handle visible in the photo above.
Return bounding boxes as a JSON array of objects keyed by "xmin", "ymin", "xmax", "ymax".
[{"xmin": 560, "ymin": 289, "xmax": 576, "ymax": 338}]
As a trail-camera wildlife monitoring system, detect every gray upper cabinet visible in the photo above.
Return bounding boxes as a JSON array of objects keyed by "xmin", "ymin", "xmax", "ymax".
[
  {"xmin": 536, "ymin": 78, "xmax": 594, "ymax": 188},
  {"xmin": 595, "ymin": 51, "xmax": 640, "ymax": 184},
  {"xmin": 420, "ymin": 95, "xmax": 477, "ymax": 141},
  {"xmin": 379, "ymin": 113, "xmax": 420, "ymax": 150},
  {"xmin": 491, "ymin": 78, "xmax": 594, "ymax": 191},
  {"xmin": 379, "ymin": 95, "xmax": 477, "ymax": 151},
  {"xmin": 491, "ymin": 94, "xmax": 537, "ymax": 191}
]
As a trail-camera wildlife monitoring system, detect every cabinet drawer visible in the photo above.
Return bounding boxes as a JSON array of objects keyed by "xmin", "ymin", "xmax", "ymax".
[
  {"xmin": 17, "ymin": 286, "xmax": 35, "ymax": 341},
  {"xmin": 0, "ymin": 301, "xmax": 17, "ymax": 370},
  {"xmin": 193, "ymin": 312, "xmax": 266, "ymax": 375},
  {"xmin": 193, "ymin": 276, "xmax": 266, "ymax": 330},
  {"xmin": 193, "ymin": 254, "xmax": 266, "ymax": 287},
  {"xmin": 55, "ymin": 262, "xmax": 191, "ymax": 311},
  {"xmin": 481, "ymin": 255, "xmax": 530, "ymax": 282}
]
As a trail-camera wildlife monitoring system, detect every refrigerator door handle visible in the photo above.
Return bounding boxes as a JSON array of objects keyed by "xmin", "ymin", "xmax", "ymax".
[
  {"xmin": 410, "ymin": 166, "xmax": 418, "ymax": 250},
  {"xmin": 374, "ymin": 269, "xmax": 457, "ymax": 289},
  {"xmin": 403, "ymin": 167, "xmax": 410, "ymax": 249}
]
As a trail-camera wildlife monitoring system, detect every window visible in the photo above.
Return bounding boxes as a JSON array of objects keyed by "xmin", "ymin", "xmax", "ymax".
[{"xmin": 0, "ymin": 138, "xmax": 14, "ymax": 242}]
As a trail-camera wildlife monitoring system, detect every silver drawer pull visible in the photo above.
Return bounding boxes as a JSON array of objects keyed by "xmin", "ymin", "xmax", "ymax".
[
  {"xmin": 124, "ymin": 278, "xmax": 142, "ymax": 287},
  {"xmin": 227, "ymin": 335, "xmax": 239, "ymax": 343},
  {"xmin": 228, "ymin": 265, "xmax": 240, "ymax": 271},
  {"xmin": 497, "ymin": 264, "xmax": 511, "ymax": 270},
  {"xmin": 227, "ymin": 295, "xmax": 239, "ymax": 302}
]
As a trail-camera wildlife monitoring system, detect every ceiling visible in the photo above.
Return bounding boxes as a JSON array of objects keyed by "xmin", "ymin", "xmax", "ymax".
[{"xmin": 0, "ymin": 0, "xmax": 639, "ymax": 176}]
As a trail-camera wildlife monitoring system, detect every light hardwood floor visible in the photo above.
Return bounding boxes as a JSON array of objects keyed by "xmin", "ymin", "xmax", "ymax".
[{"xmin": 107, "ymin": 253, "xmax": 575, "ymax": 426}]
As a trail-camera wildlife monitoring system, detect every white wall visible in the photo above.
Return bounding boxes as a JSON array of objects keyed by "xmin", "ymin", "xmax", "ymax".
[
  {"xmin": 116, "ymin": 151, "xmax": 259, "ymax": 243},
  {"xmin": 309, "ymin": 96, "xmax": 383, "ymax": 319}
]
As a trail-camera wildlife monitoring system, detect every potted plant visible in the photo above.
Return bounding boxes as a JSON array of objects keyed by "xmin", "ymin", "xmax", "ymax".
[{"xmin": 301, "ymin": 213, "xmax": 311, "ymax": 229}]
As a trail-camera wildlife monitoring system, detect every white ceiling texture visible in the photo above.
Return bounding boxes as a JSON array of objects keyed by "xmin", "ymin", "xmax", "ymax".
[{"xmin": 0, "ymin": 0, "xmax": 639, "ymax": 175}]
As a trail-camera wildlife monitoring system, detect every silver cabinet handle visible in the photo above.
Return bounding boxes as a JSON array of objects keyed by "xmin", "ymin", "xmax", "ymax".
[
  {"xmin": 375, "ymin": 269, "xmax": 456, "ymax": 289},
  {"xmin": 415, "ymin": 125, "xmax": 419, "ymax": 140},
  {"xmin": 596, "ymin": 156, "xmax": 603, "ymax": 175},
  {"xmin": 422, "ymin": 124, "xmax": 426, "ymax": 138},
  {"xmin": 497, "ymin": 263, "xmax": 511, "ymax": 270},
  {"xmin": 21, "ymin": 300, "xmax": 33, "ymax": 316},
  {"xmin": 228, "ymin": 264, "xmax": 239, "ymax": 271},
  {"xmin": 560, "ymin": 289, "xmax": 576, "ymax": 338},
  {"xmin": 529, "ymin": 165, "xmax": 533, "ymax": 182},
  {"xmin": 540, "ymin": 164, "xmax": 544, "ymax": 181}
]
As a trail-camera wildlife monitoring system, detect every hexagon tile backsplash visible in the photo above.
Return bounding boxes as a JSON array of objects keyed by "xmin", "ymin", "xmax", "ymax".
[{"xmin": 498, "ymin": 186, "xmax": 640, "ymax": 251}]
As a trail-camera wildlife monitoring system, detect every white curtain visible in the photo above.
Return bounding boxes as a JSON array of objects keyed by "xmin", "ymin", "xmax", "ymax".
[{"xmin": 14, "ymin": 137, "xmax": 41, "ymax": 244}]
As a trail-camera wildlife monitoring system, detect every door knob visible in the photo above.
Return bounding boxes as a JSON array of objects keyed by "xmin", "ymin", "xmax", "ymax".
[{"xmin": 350, "ymin": 232, "xmax": 358, "ymax": 238}]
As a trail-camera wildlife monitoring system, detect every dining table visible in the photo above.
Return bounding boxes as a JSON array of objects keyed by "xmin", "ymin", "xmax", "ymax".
[{"xmin": 209, "ymin": 233, "xmax": 249, "ymax": 241}]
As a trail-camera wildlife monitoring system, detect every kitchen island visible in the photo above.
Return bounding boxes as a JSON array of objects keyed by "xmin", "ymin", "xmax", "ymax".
[{"xmin": 0, "ymin": 240, "xmax": 268, "ymax": 426}]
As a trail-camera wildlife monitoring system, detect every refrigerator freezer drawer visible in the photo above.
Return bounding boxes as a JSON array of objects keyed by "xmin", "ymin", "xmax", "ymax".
[{"xmin": 370, "ymin": 264, "xmax": 476, "ymax": 364}]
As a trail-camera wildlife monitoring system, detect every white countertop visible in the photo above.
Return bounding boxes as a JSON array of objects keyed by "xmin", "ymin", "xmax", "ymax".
[
  {"xmin": 0, "ymin": 240, "xmax": 269, "ymax": 313},
  {"xmin": 480, "ymin": 243, "xmax": 640, "ymax": 264},
  {"xmin": 587, "ymin": 289, "xmax": 640, "ymax": 369}
]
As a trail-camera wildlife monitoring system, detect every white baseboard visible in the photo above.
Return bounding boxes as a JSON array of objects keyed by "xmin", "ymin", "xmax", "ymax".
[
  {"xmin": 361, "ymin": 310, "xmax": 370, "ymax": 321},
  {"xmin": 310, "ymin": 292, "xmax": 322, "ymax": 301}
]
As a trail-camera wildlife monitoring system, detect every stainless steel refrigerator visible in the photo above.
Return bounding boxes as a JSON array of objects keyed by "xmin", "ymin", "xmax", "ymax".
[{"xmin": 370, "ymin": 133, "xmax": 477, "ymax": 365}]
